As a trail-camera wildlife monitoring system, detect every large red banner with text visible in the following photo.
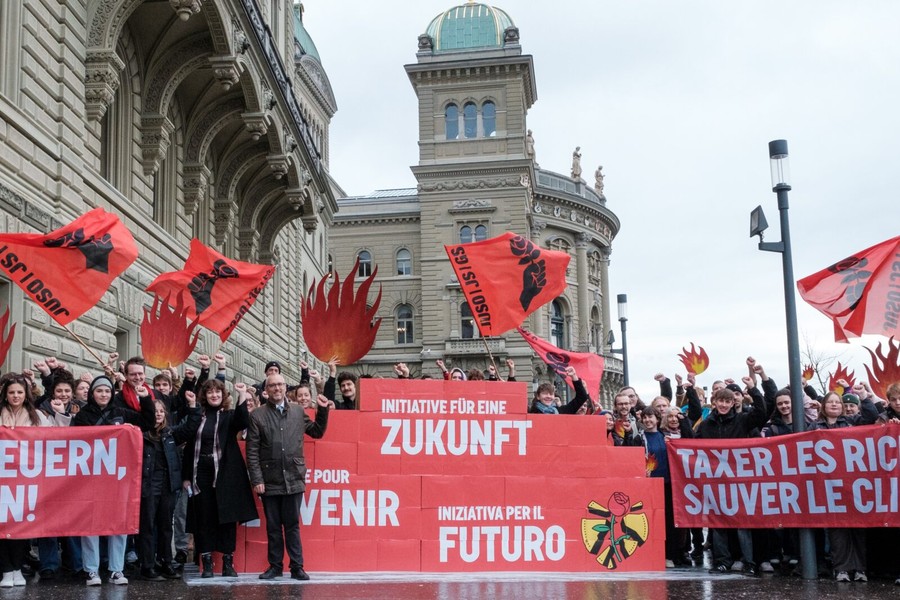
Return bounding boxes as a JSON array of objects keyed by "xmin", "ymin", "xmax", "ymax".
[
  {"xmin": 0, "ymin": 426, "xmax": 143, "ymax": 538},
  {"xmin": 228, "ymin": 380, "xmax": 664, "ymax": 574},
  {"xmin": 668, "ymin": 424, "xmax": 900, "ymax": 529}
]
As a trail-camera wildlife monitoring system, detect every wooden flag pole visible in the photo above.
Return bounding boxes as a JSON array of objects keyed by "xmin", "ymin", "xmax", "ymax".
[
  {"xmin": 62, "ymin": 323, "xmax": 106, "ymax": 367},
  {"xmin": 480, "ymin": 335, "xmax": 499, "ymax": 376}
]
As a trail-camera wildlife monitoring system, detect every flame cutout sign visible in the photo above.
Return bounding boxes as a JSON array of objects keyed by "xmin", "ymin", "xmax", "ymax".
[
  {"xmin": 0, "ymin": 306, "xmax": 16, "ymax": 367},
  {"xmin": 581, "ymin": 492, "xmax": 650, "ymax": 570},
  {"xmin": 301, "ymin": 258, "xmax": 382, "ymax": 366},
  {"xmin": 140, "ymin": 294, "xmax": 200, "ymax": 369},
  {"xmin": 828, "ymin": 362, "xmax": 856, "ymax": 395},
  {"xmin": 802, "ymin": 364, "xmax": 815, "ymax": 381},
  {"xmin": 677, "ymin": 343, "xmax": 709, "ymax": 375},
  {"xmin": 864, "ymin": 337, "xmax": 900, "ymax": 401}
]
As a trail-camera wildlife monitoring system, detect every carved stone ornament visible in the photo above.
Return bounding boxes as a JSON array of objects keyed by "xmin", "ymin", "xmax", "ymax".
[
  {"xmin": 452, "ymin": 199, "xmax": 491, "ymax": 209},
  {"xmin": 170, "ymin": 0, "xmax": 201, "ymax": 22},
  {"xmin": 209, "ymin": 55, "xmax": 241, "ymax": 90},
  {"xmin": 267, "ymin": 154, "xmax": 290, "ymax": 179},
  {"xmin": 85, "ymin": 50, "xmax": 125, "ymax": 121},
  {"xmin": 418, "ymin": 34, "xmax": 434, "ymax": 51},
  {"xmin": 241, "ymin": 111, "xmax": 268, "ymax": 141},
  {"xmin": 139, "ymin": 114, "xmax": 175, "ymax": 176}
]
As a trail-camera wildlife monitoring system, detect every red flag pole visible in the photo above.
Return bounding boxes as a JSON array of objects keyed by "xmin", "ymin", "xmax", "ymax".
[{"xmin": 62, "ymin": 323, "xmax": 106, "ymax": 367}]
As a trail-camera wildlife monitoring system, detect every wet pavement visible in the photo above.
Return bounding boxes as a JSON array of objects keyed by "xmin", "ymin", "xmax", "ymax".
[{"xmin": 8, "ymin": 565, "xmax": 900, "ymax": 600}]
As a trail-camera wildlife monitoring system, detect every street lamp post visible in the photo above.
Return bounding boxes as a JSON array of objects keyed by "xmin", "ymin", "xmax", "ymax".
[
  {"xmin": 606, "ymin": 294, "xmax": 629, "ymax": 387},
  {"xmin": 749, "ymin": 139, "xmax": 816, "ymax": 580}
]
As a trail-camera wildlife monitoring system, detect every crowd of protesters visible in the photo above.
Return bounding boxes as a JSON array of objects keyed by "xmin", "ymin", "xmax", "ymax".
[{"xmin": 1, "ymin": 352, "xmax": 899, "ymax": 587}]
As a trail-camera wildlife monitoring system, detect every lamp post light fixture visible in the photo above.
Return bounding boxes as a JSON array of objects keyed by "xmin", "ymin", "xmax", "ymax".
[
  {"xmin": 749, "ymin": 139, "xmax": 815, "ymax": 580},
  {"xmin": 607, "ymin": 294, "xmax": 629, "ymax": 387}
]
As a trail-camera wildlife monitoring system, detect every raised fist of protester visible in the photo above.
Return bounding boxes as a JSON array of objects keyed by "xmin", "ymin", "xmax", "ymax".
[
  {"xmin": 184, "ymin": 367, "xmax": 196, "ymax": 380},
  {"xmin": 564, "ymin": 365, "xmax": 579, "ymax": 381},
  {"xmin": 653, "ymin": 372, "xmax": 666, "ymax": 382},
  {"xmin": 316, "ymin": 394, "xmax": 331, "ymax": 408},
  {"xmin": 746, "ymin": 356, "xmax": 756, "ymax": 367},
  {"xmin": 674, "ymin": 373, "xmax": 683, "ymax": 386},
  {"xmin": 327, "ymin": 357, "xmax": 338, "ymax": 377},
  {"xmin": 299, "ymin": 360, "xmax": 309, "ymax": 371},
  {"xmin": 184, "ymin": 390, "xmax": 196, "ymax": 408},
  {"xmin": 80, "ymin": 372, "xmax": 93, "ymax": 383},
  {"xmin": 21, "ymin": 369, "xmax": 34, "ymax": 382},
  {"xmin": 724, "ymin": 378, "xmax": 735, "ymax": 385},
  {"xmin": 198, "ymin": 354, "xmax": 211, "ymax": 369},
  {"xmin": 214, "ymin": 353, "xmax": 226, "ymax": 369},
  {"xmin": 33, "ymin": 359, "xmax": 49, "ymax": 376},
  {"xmin": 45, "ymin": 356, "xmax": 59, "ymax": 370},
  {"xmin": 741, "ymin": 375, "xmax": 754, "ymax": 389}
]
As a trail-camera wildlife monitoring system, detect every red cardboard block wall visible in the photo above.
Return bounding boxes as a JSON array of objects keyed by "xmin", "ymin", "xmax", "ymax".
[{"xmin": 232, "ymin": 379, "xmax": 663, "ymax": 573}]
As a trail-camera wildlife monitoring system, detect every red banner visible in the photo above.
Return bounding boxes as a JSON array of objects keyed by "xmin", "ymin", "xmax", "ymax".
[
  {"xmin": 0, "ymin": 426, "xmax": 143, "ymax": 538},
  {"xmin": 517, "ymin": 327, "xmax": 604, "ymax": 399},
  {"xmin": 668, "ymin": 424, "xmax": 900, "ymax": 529},
  {"xmin": 0, "ymin": 207, "xmax": 138, "ymax": 325},
  {"xmin": 225, "ymin": 379, "xmax": 663, "ymax": 574},
  {"xmin": 797, "ymin": 235, "xmax": 900, "ymax": 341},
  {"xmin": 146, "ymin": 238, "xmax": 275, "ymax": 342},
  {"xmin": 444, "ymin": 232, "xmax": 570, "ymax": 337}
]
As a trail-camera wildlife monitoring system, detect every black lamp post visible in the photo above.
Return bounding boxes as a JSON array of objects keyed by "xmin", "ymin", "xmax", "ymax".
[
  {"xmin": 749, "ymin": 139, "xmax": 816, "ymax": 580},
  {"xmin": 607, "ymin": 294, "xmax": 629, "ymax": 386}
]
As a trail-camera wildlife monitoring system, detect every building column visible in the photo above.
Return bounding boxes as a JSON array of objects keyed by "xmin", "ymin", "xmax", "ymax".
[
  {"xmin": 599, "ymin": 247, "xmax": 612, "ymax": 351},
  {"xmin": 575, "ymin": 234, "xmax": 590, "ymax": 351}
]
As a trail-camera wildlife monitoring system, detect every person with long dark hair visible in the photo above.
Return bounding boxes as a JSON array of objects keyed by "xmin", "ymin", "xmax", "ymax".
[
  {"xmin": 0, "ymin": 374, "xmax": 50, "ymax": 587},
  {"xmin": 182, "ymin": 379, "xmax": 257, "ymax": 578}
]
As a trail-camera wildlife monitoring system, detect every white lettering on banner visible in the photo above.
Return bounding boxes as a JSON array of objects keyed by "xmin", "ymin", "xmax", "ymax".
[
  {"xmin": 0, "ymin": 485, "xmax": 38, "ymax": 523},
  {"xmin": 437, "ymin": 505, "xmax": 543, "ymax": 521},
  {"xmin": 0, "ymin": 439, "xmax": 125, "ymax": 480},
  {"xmin": 380, "ymin": 398, "xmax": 510, "ymax": 415},
  {"xmin": 380, "ymin": 419, "xmax": 531, "ymax": 456},
  {"xmin": 852, "ymin": 477, "xmax": 900, "ymax": 513},
  {"xmin": 439, "ymin": 525, "xmax": 566, "ymax": 563},
  {"xmin": 300, "ymin": 489, "xmax": 400, "ymax": 526},
  {"xmin": 681, "ymin": 479, "xmax": 857, "ymax": 516}
]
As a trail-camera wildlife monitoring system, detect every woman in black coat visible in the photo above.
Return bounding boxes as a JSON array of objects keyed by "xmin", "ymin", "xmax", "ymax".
[
  {"xmin": 182, "ymin": 380, "xmax": 257, "ymax": 578},
  {"xmin": 138, "ymin": 393, "xmax": 201, "ymax": 580}
]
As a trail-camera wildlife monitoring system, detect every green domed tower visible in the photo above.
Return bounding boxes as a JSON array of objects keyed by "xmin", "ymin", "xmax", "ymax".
[{"xmin": 423, "ymin": 1, "xmax": 517, "ymax": 54}]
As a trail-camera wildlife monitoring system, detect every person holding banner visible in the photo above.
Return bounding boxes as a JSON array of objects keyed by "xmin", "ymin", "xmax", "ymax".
[
  {"xmin": 697, "ymin": 374, "xmax": 767, "ymax": 577},
  {"xmin": 0, "ymin": 374, "xmax": 51, "ymax": 588},
  {"xmin": 72, "ymin": 375, "xmax": 147, "ymax": 586},
  {"xmin": 528, "ymin": 366, "xmax": 590, "ymax": 414},
  {"xmin": 810, "ymin": 390, "xmax": 879, "ymax": 582}
]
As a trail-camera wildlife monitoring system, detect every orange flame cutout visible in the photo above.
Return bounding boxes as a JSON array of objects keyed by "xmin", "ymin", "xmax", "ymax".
[
  {"xmin": 645, "ymin": 454, "xmax": 658, "ymax": 477},
  {"xmin": 802, "ymin": 364, "xmax": 814, "ymax": 381},
  {"xmin": 864, "ymin": 337, "xmax": 900, "ymax": 401},
  {"xmin": 677, "ymin": 343, "xmax": 709, "ymax": 375},
  {"xmin": 140, "ymin": 294, "xmax": 200, "ymax": 369},
  {"xmin": 828, "ymin": 362, "xmax": 856, "ymax": 395},
  {"xmin": 301, "ymin": 259, "xmax": 382, "ymax": 366},
  {"xmin": 0, "ymin": 306, "xmax": 16, "ymax": 367}
]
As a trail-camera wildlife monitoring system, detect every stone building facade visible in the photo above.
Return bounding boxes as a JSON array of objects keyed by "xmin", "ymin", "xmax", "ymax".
[
  {"xmin": 329, "ymin": 3, "xmax": 624, "ymax": 406},
  {"xmin": 0, "ymin": 1, "xmax": 336, "ymax": 384}
]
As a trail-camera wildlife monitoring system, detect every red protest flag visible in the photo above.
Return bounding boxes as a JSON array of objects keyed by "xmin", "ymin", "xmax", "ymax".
[
  {"xmin": 146, "ymin": 239, "xmax": 275, "ymax": 342},
  {"xmin": 445, "ymin": 232, "xmax": 570, "ymax": 337},
  {"xmin": 797, "ymin": 235, "xmax": 900, "ymax": 341},
  {"xmin": 517, "ymin": 327, "xmax": 605, "ymax": 400},
  {"xmin": 0, "ymin": 207, "xmax": 138, "ymax": 326}
]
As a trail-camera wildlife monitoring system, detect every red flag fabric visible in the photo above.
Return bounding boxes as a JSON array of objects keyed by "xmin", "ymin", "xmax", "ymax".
[
  {"xmin": 445, "ymin": 232, "xmax": 570, "ymax": 337},
  {"xmin": 146, "ymin": 239, "xmax": 275, "ymax": 342},
  {"xmin": 517, "ymin": 327, "xmax": 605, "ymax": 400},
  {"xmin": 0, "ymin": 207, "xmax": 137, "ymax": 326},
  {"xmin": 797, "ymin": 235, "xmax": 900, "ymax": 341}
]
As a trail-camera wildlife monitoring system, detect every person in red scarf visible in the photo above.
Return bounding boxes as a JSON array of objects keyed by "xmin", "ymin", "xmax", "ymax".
[{"xmin": 114, "ymin": 357, "xmax": 161, "ymax": 412}]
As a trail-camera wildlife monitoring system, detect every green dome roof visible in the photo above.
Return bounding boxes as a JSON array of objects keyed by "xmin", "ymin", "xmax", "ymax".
[
  {"xmin": 425, "ymin": 2, "xmax": 515, "ymax": 53},
  {"xmin": 293, "ymin": 3, "xmax": 320, "ymax": 62}
]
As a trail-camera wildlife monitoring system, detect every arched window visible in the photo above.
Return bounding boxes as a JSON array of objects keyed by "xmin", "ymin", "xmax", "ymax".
[
  {"xmin": 459, "ymin": 225, "xmax": 473, "ymax": 244},
  {"xmin": 463, "ymin": 102, "xmax": 477, "ymax": 138},
  {"xmin": 396, "ymin": 304, "xmax": 414, "ymax": 344},
  {"xmin": 396, "ymin": 248, "xmax": 412, "ymax": 275},
  {"xmin": 474, "ymin": 224, "xmax": 487, "ymax": 241},
  {"xmin": 482, "ymin": 101, "xmax": 496, "ymax": 137},
  {"xmin": 357, "ymin": 250, "xmax": 372, "ymax": 277},
  {"xmin": 445, "ymin": 103, "xmax": 459, "ymax": 140},
  {"xmin": 460, "ymin": 302, "xmax": 475, "ymax": 339},
  {"xmin": 551, "ymin": 300, "xmax": 566, "ymax": 349}
]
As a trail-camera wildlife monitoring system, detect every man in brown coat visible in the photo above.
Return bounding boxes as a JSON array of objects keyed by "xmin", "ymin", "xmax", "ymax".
[{"xmin": 246, "ymin": 373, "xmax": 329, "ymax": 580}]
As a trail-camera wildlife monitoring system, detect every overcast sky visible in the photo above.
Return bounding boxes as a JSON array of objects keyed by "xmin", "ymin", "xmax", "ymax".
[{"xmin": 303, "ymin": 1, "xmax": 899, "ymax": 399}]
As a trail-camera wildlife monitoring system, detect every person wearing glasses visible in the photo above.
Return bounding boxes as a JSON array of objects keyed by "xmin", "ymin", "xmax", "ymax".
[{"xmin": 246, "ymin": 373, "xmax": 329, "ymax": 581}]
